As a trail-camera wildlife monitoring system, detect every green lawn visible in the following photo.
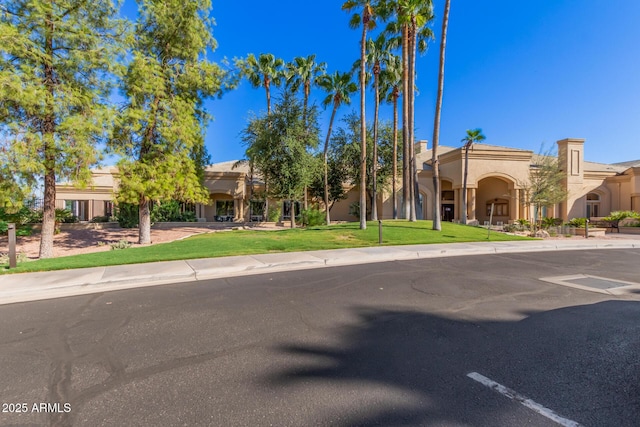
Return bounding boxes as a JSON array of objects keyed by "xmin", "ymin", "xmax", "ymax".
[{"xmin": 1, "ymin": 220, "xmax": 532, "ymax": 274}]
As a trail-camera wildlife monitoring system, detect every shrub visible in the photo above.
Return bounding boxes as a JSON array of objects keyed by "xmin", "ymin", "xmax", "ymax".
[
  {"xmin": 505, "ymin": 219, "xmax": 531, "ymax": 232},
  {"xmin": 504, "ymin": 224, "xmax": 519, "ymax": 233},
  {"xmin": 541, "ymin": 217, "xmax": 562, "ymax": 229},
  {"xmin": 55, "ymin": 208, "xmax": 78, "ymax": 224},
  {"xmin": 0, "ymin": 221, "xmax": 7, "ymax": 234},
  {"xmin": 16, "ymin": 225, "xmax": 33, "ymax": 236},
  {"xmin": 114, "ymin": 203, "xmax": 139, "ymax": 228},
  {"xmin": 26, "ymin": 209, "xmax": 43, "ymax": 223},
  {"xmin": 0, "ymin": 206, "xmax": 33, "ymax": 225},
  {"xmin": 91, "ymin": 215, "xmax": 111, "ymax": 223},
  {"xmin": 301, "ymin": 207, "xmax": 325, "ymax": 227},
  {"xmin": 603, "ymin": 210, "xmax": 640, "ymax": 222},
  {"xmin": 567, "ymin": 217, "xmax": 587, "ymax": 228},
  {"xmin": 267, "ymin": 205, "xmax": 281, "ymax": 222},
  {"xmin": 151, "ymin": 200, "xmax": 196, "ymax": 222},
  {"xmin": 110, "ymin": 239, "xmax": 132, "ymax": 250},
  {"xmin": 0, "ymin": 251, "xmax": 28, "ymax": 266}
]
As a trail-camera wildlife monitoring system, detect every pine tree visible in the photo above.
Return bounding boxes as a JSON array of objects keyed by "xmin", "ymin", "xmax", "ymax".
[
  {"xmin": 111, "ymin": 0, "xmax": 226, "ymax": 244},
  {"xmin": 0, "ymin": 0, "xmax": 125, "ymax": 258}
]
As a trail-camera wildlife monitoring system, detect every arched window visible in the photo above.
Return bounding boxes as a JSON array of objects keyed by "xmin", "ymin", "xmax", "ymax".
[{"xmin": 586, "ymin": 193, "xmax": 600, "ymax": 218}]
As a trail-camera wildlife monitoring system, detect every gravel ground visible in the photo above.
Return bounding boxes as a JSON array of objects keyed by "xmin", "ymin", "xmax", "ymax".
[{"xmin": 0, "ymin": 226, "xmax": 226, "ymax": 260}]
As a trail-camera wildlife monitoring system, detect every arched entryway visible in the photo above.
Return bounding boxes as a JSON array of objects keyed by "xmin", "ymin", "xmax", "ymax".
[
  {"xmin": 476, "ymin": 175, "xmax": 520, "ymax": 225},
  {"xmin": 586, "ymin": 192, "xmax": 601, "ymax": 218}
]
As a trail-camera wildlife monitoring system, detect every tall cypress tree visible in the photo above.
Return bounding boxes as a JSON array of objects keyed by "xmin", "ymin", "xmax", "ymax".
[
  {"xmin": 111, "ymin": 0, "xmax": 226, "ymax": 244},
  {"xmin": 0, "ymin": 0, "xmax": 125, "ymax": 258}
]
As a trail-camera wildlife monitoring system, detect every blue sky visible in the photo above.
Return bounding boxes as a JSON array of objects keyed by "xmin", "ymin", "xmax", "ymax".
[{"xmin": 127, "ymin": 1, "xmax": 640, "ymax": 165}]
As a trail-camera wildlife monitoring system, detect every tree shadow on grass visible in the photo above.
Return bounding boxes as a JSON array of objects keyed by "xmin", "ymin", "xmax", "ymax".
[{"xmin": 266, "ymin": 301, "xmax": 640, "ymax": 426}]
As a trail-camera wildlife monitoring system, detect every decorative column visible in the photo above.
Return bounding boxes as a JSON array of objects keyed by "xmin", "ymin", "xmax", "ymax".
[
  {"xmin": 518, "ymin": 189, "xmax": 527, "ymax": 220},
  {"xmin": 234, "ymin": 197, "xmax": 244, "ymax": 221},
  {"xmin": 469, "ymin": 188, "xmax": 477, "ymax": 221},
  {"xmin": 453, "ymin": 189, "xmax": 459, "ymax": 221},
  {"xmin": 510, "ymin": 188, "xmax": 519, "ymax": 222}
]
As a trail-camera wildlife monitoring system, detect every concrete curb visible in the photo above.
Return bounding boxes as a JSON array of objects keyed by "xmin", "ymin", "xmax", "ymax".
[{"xmin": 1, "ymin": 239, "xmax": 639, "ymax": 305}]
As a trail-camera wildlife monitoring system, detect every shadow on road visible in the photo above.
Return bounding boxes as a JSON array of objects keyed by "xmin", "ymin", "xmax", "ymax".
[{"xmin": 267, "ymin": 301, "xmax": 640, "ymax": 426}]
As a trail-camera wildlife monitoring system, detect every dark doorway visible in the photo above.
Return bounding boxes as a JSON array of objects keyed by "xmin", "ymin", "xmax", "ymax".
[{"xmin": 441, "ymin": 204, "xmax": 454, "ymax": 222}]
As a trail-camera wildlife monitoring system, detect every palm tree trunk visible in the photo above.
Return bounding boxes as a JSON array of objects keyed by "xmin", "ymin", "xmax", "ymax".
[
  {"xmin": 324, "ymin": 104, "xmax": 338, "ymax": 226},
  {"xmin": 432, "ymin": 0, "xmax": 450, "ymax": 232},
  {"xmin": 409, "ymin": 20, "xmax": 417, "ymax": 222},
  {"xmin": 265, "ymin": 78, "xmax": 271, "ymax": 114},
  {"xmin": 359, "ymin": 22, "xmax": 368, "ymax": 229},
  {"xmin": 303, "ymin": 83, "xmax": 310, "ymax": 211},
  {"xmin": 462, "ymin": 145, "xmax": 470, "ymax": 224},
  {"xmin": 303, "ymin": 82, "xmax": 310, "ymax": 127},
  {"xmin": 402, "ymin": 23, "xmax": 410, "ymax": 220},
  {"xmin": 392, "ymin": 90, "xmax": 399, "ymax": 219},
  {"xmin": 371, "ymin": 69, "xmax": 380, "ymax": 221}
]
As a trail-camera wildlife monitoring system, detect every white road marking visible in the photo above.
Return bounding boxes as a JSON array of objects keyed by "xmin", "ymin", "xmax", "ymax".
[{"xmin": 467, "ymin": 372, "xmax": 583, "ymax": 427}]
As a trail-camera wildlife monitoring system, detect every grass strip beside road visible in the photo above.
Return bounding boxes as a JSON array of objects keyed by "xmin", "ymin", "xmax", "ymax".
[{"xmin": 1, "ymin": 221, "xmax": 532, "ymax": 274}]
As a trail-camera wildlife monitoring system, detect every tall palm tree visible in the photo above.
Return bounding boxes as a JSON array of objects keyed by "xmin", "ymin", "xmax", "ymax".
[
  {"xmin": 380, "ymin": 53, "xmax": 402, "ymax": 219},
  {"xmin": 407, "ymin": 1, "xmax": 434, "ymax": 221},
  {"xmin": 432, "ymin": 0, "xmax": 451, "ymax": 231},
  {"xmin": 238, "ymin": 53, "xmax": 285, "ymax": 114},
  {"xmin": 379, "ymin": 13, "xmax": 411, "ymax": 220},
  {"xmin": 237, "ymin": 53, "xmax": 285, "ymax": 218},
  {"xmin": 381, "ymin": 0, "xmax": 434, "ymax": 221},
  {"xmin": 286, "ymin": 54, "xmax": 326, "ymax": 126},
  {"xmin": 356, "ymin": 33, "xmax": 390, "ymax": 220},
  {"xmin": 318, "ymin": 71, "xmax": 358, "ymax": 225},
  {"xmin": 343, "ymin": 0, "xmax": 377, "ymax": 230},
  {"xmin": 461, "ymin": 128, "xmax": 485, "ymax": 225},
  {"xmin": 402, "ymin": 18, "xmax": 410, "ymax": 221}
]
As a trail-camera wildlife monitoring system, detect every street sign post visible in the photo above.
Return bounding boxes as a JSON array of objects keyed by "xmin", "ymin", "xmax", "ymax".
[{"xmin": 8, "ymin": 223, "xmax": 16, "ymax": 268}]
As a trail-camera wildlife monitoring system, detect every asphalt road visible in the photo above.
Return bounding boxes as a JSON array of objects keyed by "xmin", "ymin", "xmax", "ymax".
[{"xmin": 1, "ymin": 249, "xmax": 639, "ymax": 427}]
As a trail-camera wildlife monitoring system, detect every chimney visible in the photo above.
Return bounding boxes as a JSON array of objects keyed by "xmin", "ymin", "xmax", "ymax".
[{"xmin": 414, "ymin": 140, "xmax": 428, "ymax": 154}]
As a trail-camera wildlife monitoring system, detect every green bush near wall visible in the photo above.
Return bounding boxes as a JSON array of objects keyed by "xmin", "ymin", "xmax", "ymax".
[
  {"xmin": 301, "ymin": 207, "xmax": 325, "ymax": 226},
  {"xmin": 267, "ymin": 205, "xmax": 281, "ymax": 223}
]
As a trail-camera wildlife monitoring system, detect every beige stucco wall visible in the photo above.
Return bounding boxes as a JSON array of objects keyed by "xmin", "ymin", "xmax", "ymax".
[
  {"xmin": 55, "ymin": 185, "xmax": 114, "ymax": 220},
  {"xmin": 55, "ymin": 139, "xmax": 638, "ymax": 224},
  {"xmin": 329, "ymin": 187, "xmax": 359, "ymax": 222},
  {"xmin": 203, "ymin": 173, "xmax": 244, "ymax": 198},
  {"xmin": 438, "ymin": 147, "xmax": 532, "ymax": 190}
]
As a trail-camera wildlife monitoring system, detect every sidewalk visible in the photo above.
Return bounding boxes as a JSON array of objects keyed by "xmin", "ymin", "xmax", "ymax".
[{"xmin": 1, "ymin": 238, "xmax": 639, "ymax": 305}]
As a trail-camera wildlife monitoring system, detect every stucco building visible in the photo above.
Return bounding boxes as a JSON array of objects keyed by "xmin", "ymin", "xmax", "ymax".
[{"xmin": 56, "ymin": 138, "xmax": 640, "ymax": 223}]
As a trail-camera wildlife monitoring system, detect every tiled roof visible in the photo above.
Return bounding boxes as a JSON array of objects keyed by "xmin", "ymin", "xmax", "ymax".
[
  {"xmin": 612, "ymin": 159, "xmax": 640, "ymax": 168},
  {"xmin": 206, "ymin": 160, "xmax": 250, "ymax": 173}
]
